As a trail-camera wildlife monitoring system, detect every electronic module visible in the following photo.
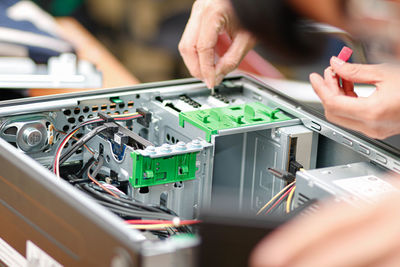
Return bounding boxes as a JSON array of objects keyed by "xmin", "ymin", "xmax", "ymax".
[{"xmin": 0, "ymin": 75, "xmax": 398, "ymax": 266}]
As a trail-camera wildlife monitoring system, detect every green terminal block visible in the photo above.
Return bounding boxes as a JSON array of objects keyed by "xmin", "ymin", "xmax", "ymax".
[
  {"xmin": 130, "ymin": 151, "xmax": 198, "ymax": 188},
  {"xmin": 179, "ymin": 102, "xmax": 291, "ymax": 141}
]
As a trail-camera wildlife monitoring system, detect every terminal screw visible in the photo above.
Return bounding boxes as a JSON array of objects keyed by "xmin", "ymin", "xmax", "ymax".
[
  {"xmin": 161, "ymin": 144, "xmax": 172, "ymax": 152},
  {"xmin": 145, "ymin": 146, "xmax": 157, "ymax": 155},
  {"xmin": 176, "ymin": 141, "xmax": 187, "ymax": 151},
  {"xmin": 190, "ymin": 139, "xmax": 202, "ymax": 148}
]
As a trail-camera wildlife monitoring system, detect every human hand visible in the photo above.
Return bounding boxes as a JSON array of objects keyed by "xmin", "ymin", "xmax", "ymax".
[
  {"xmin": 178, "ymin": 0, "xmax": 256, "ymax": 89},
  {"xmin": 309, "ymin": 57, "xmax": 400, "ymax": 139},
  {"xmin": 250, "ymin": 192, "xmax": 400, "ymax": 267}
]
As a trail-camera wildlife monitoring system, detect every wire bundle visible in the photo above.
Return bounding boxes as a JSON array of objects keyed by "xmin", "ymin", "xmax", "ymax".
[
  {"xmin": 125, "ymin": 219, "xmax": 200, "ymax": 230},
  {"xmin": 52, "ymin": 112, "xmax": 142, "ymax": 178},
  {"xmin": 53, "ymin": 112, "xmax": 197, "ymax": 238},
  {"xmin": 78, "ymin": 183, "xmax": 193, "ymax": 235},
  {"xmin": 257, "ymin": 181, "xmax": 296, "ymax": 215}
]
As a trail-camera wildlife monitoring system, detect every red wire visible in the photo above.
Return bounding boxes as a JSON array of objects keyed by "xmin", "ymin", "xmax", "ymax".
[
  {"xmin": 125, "ymin": 219, "xmax": 201, "ymax": 225},
  {"xmin": 53, "ymin": 114, "xmax": 142, "ymax": 173},
  {"xmin": 265, "ymin": 186, "xmax": 295, "ymax": 215},
  {"xmin": 115, "ymin": 115, "xmax": 142, "ymax": 121}
]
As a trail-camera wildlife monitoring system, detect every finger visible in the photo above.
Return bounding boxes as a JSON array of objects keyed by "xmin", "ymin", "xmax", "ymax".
[
  {"xmin": 330, "ymin": 57, "xmax": 384, "ymax": 84},
  {"xmin": 197, "ymin": 11, "xmax": 225, "ymax": 88},
  {"xmin": 324, "ymin": 67, "xmax": 344, "ymax": 96},
  {"xmin": 178, "ymin": 1, "xmax": 203, "ymax": 79},
  {"xmin": 289, "ymin": 211, "xmax": 400, "ymax": 267},
  {"xmin": 342, "ymin": 78, "xmax": 357, "ymax": 97},
  {"xmin": 215, "ymin": 31, "xmax": 256, "ymax": 85},
  {"xmin": 289, "ymin": 198, "xmax": 400, "ymax": 267},
  {"xmin": 376, "ymin": 250, "xmax": 400, "ymax": 267},
  {"xmin": 250, "ymin": 201, "xmax": 374, "ymax": 267},
  {"xmin": 325, "ymin": 108, "xmax": 395, "ymax": 139},
  {"xmin": 324, "ymin": 112, "xmax": 371, "ymax": 134},
  {"xmin": 309, "ymin": 72, "xmax": 335, "ymax": 102},
  {"xmin": 324, "ymin": 95, "xmax": 374, "ymax": 120},
  {"xmin": 310, "ymin": 72, "xmax": 372, "ymax": 120}
]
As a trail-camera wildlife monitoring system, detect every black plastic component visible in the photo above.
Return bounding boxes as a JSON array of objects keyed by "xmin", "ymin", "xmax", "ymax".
[
  {"xmin": 110, "ymin": 170, "xmax": 119, "ymax": 180},
  {"xmin": 98, "ymin": 112, "xmax": 115, "ymax": 123},
  {"xmin": 136, "ymin": 108, "xmax": 152, "ymax": 128},
  {"xmin": 165, "ymin": 103, "xmax": 181, "ymax": 113},
  {"xmin": 288, "ymin": 160, "xmax": 303, "ymax": 176},
  {"xmin": 103, "ymin": 122, "xmax": 119, "ymax": 134},
  {"xmin": 179, "ymin": 94, "xmax": 202, "ymax": 108}
]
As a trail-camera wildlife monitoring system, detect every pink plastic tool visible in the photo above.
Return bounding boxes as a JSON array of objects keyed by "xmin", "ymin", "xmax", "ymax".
[{"xmin": 337, "ymin": 46, "xmax": 353, "ymax": 62}]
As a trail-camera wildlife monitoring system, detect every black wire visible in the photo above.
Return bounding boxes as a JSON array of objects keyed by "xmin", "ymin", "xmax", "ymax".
[
  {"xmin": 76, "ymin": 157, "xmax": 96, "ymax": 177},
  {"xmin": 81, "ymin": 184, "xmax": 169, "ymax": 214},
  {"xmin": 52, "ymin": 114, "xmax": 143, "ymax": 171},
  {"xmin": 80, "ymin": 183, "xmax": 190, "ymax": 233},
  {"xmin": 97, "ymin": 200, "xmax": 175, "ymax": 220},
  {"xmin": 51, "ymin": 118, "xmax": 102, "ymax": 171},
  {"xmin": 149, "ymin": 230, "xmax": 170, "ymax": 239},
  {"xmin": 59, "ymin": 125, "xmax": 108, "ymax": 165}
]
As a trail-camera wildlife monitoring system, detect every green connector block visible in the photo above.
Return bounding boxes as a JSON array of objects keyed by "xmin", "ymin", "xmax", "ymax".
[
  {"xmin": 179, "ymin": 102, "xmax": 291, "ymax": 141},
  {"xmin": 130, "ymin": 151, "xmax": 198, "ymax": 188}
]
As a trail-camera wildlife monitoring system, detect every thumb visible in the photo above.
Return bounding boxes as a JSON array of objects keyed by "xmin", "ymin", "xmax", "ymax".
[
  {"xmin": 215, "ymin": 32, "xmax": 255, "ymax": 85},
  {"xmin": 330, "ymin": 57, "xmax": 383, "ymax": 84}
]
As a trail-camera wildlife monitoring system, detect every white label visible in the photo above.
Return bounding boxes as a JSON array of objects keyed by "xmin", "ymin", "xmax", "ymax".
[
  {"xmin": 333, "ymin": 175, "xmax": 397, "ymax": 201},
  {"xmin": 26, "ymin": 240, "xmax": 63, "ymax": 267},
  {"xmin": 0, "ymin": 237, "xmax": 27, "ymax": 267}
]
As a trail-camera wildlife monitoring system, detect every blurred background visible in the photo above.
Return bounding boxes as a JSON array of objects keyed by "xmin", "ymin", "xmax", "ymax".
[
  {"xmin": 31, "ymin": 0, "xmax": 345, "ymax": 83},
  {"xmin": 34, "ymin": 0, "xmax": 195, "ymax": 83}
]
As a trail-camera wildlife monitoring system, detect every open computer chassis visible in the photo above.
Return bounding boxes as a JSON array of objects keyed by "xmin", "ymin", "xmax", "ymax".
[{"xmin": 0, "ymin": 74, "xmax": 399, "ymax": 266}]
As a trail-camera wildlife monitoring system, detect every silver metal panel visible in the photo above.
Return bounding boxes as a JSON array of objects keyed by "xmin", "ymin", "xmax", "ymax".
[{"xmin": 295, "ymin": 162, "xmax": 394, "ymax": 206}]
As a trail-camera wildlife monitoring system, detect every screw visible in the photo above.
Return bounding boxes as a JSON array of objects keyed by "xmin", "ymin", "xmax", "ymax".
[
  {"xmin": 145, "ymin": 146, "xmax": 156, "ymax": 155},
  {"xmin": 161, "ymin": 143, "xmax": 172, "ymax": 152},
  {"xmin": 190, "ymin": 139, "xmax": 202, "ymax": 148},
  {"xmin": 176, "ymin": 141, "xmax": 187, "ymax": 151}
]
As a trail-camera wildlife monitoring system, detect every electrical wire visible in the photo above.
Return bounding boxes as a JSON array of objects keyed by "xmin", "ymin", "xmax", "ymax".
[
  {"xmin": 53, "ymin": 128, "xmax": 95, "ymax": 155},
  {"xmin": 81, "ymin": 183, "xmax": 168, "ymax": 213},
  {"xmin": 54, "ymin": 128, "xmax": 79, "ymax": 177},
  {"xmin": 60, "ymin": 124, "xmax": 108, "ymax": 165},
  {"xmin": 265, "ymin": 186, "xmax": 295, "ymax": 215},
  {"xmin": 286, "ymin": 185, "xmax": 296, "ymax": 213},
  {"xmin": 87, "ymin": 158, "xmax": 120, "ymax": 198},
  {"xmin": 127, "ymin": 224, "xmax": 183, "ymax": 230},
  {"xmin": 52, "ymin": 112, "xmax": 142, "ymax": 178},
  {"xmin": 125, "ymin": 219, "xmax": 200, "ymax": 225},
  {"xmin": 257, "ymin": 181, "xmax": 295, "ymax": 215},
  {"xmin": 97, "ymin": 200, "xmax": 175, "ymax": 220},
  {"xmin": 77, "ymin": 183, "xmax": 193, "ymax": 235},
  {"xmin": 76, "ymin": 157, "xmax": 96, "ymax": 178},
  {"xmin": 100, "ymin": 182, "xmax": 126, "ymax": 196}
]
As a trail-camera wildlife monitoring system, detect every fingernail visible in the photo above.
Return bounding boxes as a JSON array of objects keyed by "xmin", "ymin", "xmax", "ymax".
[{"xmin": 331, "ymin": 56, "xmax": 344, "ymax": 66}]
